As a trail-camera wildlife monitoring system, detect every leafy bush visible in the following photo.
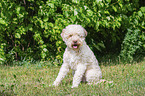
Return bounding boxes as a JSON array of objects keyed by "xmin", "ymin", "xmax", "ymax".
[
  {"xmin": 0, "ymin": 0, "xmax": 144, "ymax": 64},
  {"xmin": 120, "ymin": 7, "xmax": 145, "ymax": 62}
]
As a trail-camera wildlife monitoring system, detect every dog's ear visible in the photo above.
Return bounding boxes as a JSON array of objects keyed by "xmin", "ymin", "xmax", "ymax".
[
  {"xmin": 83, "ymin": 28, "xmax": 88, "ymax": 37},
  {"xmin": 61, "ymin": 29, "xmax": 66, "ymax": 41}
]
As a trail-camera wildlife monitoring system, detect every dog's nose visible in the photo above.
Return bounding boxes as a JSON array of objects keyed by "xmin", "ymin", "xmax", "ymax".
[{"xmin": 73, "ymin": 40, "xmax": 78, "ymax": 43}]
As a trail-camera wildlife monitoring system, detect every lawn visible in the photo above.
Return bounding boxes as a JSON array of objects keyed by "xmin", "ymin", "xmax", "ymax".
[{"xmin": 0, "ymin": 60, "xmax": 145, "ymax": 96}]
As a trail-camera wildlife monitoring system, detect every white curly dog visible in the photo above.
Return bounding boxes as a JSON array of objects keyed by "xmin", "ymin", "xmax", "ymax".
[{"xmin": 53, "ymin": 24, "xmax": 102, "ymax": 88}]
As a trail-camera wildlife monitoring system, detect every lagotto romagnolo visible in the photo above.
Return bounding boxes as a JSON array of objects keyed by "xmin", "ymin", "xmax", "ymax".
[{"xmin": 53, "ymin": 24, "xmax": 102, "ymax": 88}]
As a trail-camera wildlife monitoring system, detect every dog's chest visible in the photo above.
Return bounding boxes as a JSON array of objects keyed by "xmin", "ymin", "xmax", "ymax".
[{"xmin": 67, "ymin": 52, "xmax": 85, "ymax": 70}]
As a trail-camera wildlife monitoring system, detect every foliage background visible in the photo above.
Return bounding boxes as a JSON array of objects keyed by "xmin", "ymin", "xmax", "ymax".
[{"xmin": 0, "ymin": 0, "xmax": 145, "ymax": 64}]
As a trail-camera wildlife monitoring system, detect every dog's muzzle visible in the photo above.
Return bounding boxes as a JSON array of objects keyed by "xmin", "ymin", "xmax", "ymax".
[{"xmin": 72, "ymin": 40, "xmax": 80, "ymax": 49}]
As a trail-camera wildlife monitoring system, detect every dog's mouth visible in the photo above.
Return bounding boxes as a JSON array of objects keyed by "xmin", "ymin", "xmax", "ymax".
[{"xmin": 72, "ymin": 44, "xmax": 79, "ymax": 49}]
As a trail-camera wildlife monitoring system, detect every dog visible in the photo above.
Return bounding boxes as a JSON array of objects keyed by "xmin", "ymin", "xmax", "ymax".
[{"xmin": 53, "ymin": 24, "xmax": 102, "ymax": 88}]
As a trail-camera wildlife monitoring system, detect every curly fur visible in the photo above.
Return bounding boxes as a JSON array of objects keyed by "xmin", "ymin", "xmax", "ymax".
[{"xmin": 53, "ymin": 24, "xmax": 102, "ymax": 88}]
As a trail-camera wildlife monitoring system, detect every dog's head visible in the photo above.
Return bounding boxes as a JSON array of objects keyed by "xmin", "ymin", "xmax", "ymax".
[{"xmin": 61, "ymin": 24, "xmax": 87, "ymax": 50}]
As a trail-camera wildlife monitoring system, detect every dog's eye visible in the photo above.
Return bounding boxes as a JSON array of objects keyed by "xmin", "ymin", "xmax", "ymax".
[
  {"xmin": 69, "ymin": 35, "xmax": 72, "ymax": 37},
  {"xmin": 78, "ymin": 35, "xmax": 83, "ymax": 38}
]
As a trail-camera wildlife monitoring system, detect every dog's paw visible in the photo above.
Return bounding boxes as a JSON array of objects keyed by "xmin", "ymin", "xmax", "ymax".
[
  {"xmin": 52, "ymin": 81, "xmax": 60, "ymax": 87},
  {"xmin": 49, "ymin": 83, "xmax": 55, "ymax": 87}
]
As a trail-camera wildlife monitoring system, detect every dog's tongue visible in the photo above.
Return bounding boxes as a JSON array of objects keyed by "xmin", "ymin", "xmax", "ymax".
[{"xmin": 73, "ymin": 46, "xmax": 78, "ymax": 49}]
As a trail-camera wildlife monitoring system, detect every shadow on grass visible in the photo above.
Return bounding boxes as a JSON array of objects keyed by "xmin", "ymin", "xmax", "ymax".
[
  {"xmin": 97, "ymin": 53, "xmax": 145, "ymax": 66},
  {"xmin": 0, "ymin": 90, "xmax": 16, "ymax": 96},
  {"xmin": 1, "ymin": 53, "xmax": 145, "ymax": 67}
]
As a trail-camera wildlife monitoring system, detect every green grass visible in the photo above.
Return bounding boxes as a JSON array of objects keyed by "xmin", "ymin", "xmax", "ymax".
[{"xmin": 0, "ymin": 60, "xmax": 145, "ymax": 96}]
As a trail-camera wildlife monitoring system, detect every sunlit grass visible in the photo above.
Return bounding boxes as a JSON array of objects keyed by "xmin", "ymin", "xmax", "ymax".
[{"xmin": 0, "ymin": 60, "xmax": 145, "ymax": 95}]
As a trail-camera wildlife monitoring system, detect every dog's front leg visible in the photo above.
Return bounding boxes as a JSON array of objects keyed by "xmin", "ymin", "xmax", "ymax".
[
  {"xmin": 71, "ymin": 64, "xmax": 86, "ymax": 88},
  {"xmin": 53, "ymin": 63, "xmax": 69, "ymax": 86}
]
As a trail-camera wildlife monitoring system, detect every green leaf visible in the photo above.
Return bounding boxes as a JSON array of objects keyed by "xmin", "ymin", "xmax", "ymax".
[
  {"xmin": 16, "ymin": 6, "xmax": 20, "ymax": 14},
  {"xmin": 0, "ymin": 58, "xmax": 4, "ymax": 61},
  {"xmin": 41, "ymin": 52, "xmax": 46, "ymax": 59},
  {"xmin": 15, "ymin": 33, "xmax": 21, "ymax": 39},
  {"xmin": 98, "ymin": 42, "xmax": 105, "ymax": 48},
  {"xmin": 140, "ymin": 7, "xmax": 145, "ymax": 12},
  {"xmin": 134, "ymin": 29, "xmax": 140, "ymax": 33},
  {"xmin": 64, "ymin": 11, "xmax": 69, "ymax": 17},
  {"xmin": 48, "ymin": 3, "xmax": 54, "ymax": 8},
  {"xmin": 96, "ymin": 0, "xmax": 102, "ymax": 3},
  {"xmin": 119, "ymin": 3, "xmax": 123, "ymax": 8},
  {"xmin": 106, "ymin": 0, "xmax": 111, "ymax": 3},
  {"xmin": 28, "ymin": 24, "xmax": 33, "ymax": 31},
  {"xmin": 43, "ymin": 48, "xmax": 48, "ymax": 52},
  {"xmin": 112, "ymin": 6, "xmax": 117, "ymax": 12},
  {"xmin": 72, "ymin": 0, "xmax": 80, "ymax": 3},
  {"xmin": 87, "ymin": 10, "xmax": 93, "ymax": 16},
  {"xmin": 40, "ymin": 40, "xmax": 44, "ymax": 44},
  {"xmin": 71, "ymin": 16, "xmax": 76, "ymax": 22},
  {"xmin": 81, "ymin": 13, "xmax": 86, "ymax": 18},
  {"xmin": 86, "ymin": 18, "xmax": 91, "ymax": 23},
  {"xmin": 0, "ymin": 18, "xmax": 7, "ymax": 25},
  {"xmin": 74, "ymin": 9, "xmax": 78, "ymax": 16},
  {"xmin": 96, "ymin": 21, "xmax": 100, "ymax": 29},
  {"xmin": 134, "ymin": 19, "xmax": 138, "ymax": 25},
  {"xmin": 118, "ymin": 17, "xmax": 122, "ymax": 21},
  {"xmin": 138, "ymin": 11, "xmax": 142, "ymax": 17},
  {"xmin": 39, "ymin": 20, "xmax": 44, "ymax": 28},
  {"xmin": 106, "ymin": 16, "xmax": 110, "ymax": 20},
  {"xmin": 43, "ymin": 17, "xmax": 48, "ymax": 22},
  {"xmin": 143, "ymin": 44, "xmax": 145, "ymax": 49},
  {"xmin": 47, "ymin": 23, "xmax": 53, "ymax": 27},
  {"xmin": 104, "ymin": 11, "xmax": 110, "ymax": 14}
]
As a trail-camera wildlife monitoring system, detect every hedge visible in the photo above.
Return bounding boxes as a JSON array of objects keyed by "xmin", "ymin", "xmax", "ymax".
[{"xmin": 0, "ymin": 0, "xmax": 145, "ymax": 64}]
